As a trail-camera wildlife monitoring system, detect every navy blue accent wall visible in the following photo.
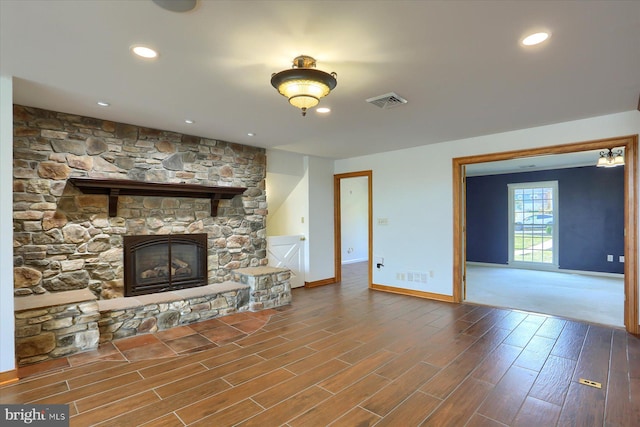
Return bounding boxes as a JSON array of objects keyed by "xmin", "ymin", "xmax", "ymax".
[{"xmin": 466, "ymin": 166, "xmax": 624, "ymax": 274}]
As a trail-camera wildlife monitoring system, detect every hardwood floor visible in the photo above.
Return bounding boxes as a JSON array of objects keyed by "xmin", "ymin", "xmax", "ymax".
[{"xmin": 1, "ymin": 262, "xmax": 639, "ymax": 426}]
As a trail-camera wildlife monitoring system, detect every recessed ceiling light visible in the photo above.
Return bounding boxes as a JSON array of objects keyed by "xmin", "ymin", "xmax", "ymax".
[
  {"xmin": 247, "ymin": 132, "xmax": 256, "ymax": 137},
  {"xmin": 316, "ymin": 107, "xmax": 331, "ymax": 114},
  {"xmin": 185, "ymin": 119, "xmax": 194, "ymax": 124},
  {"xmin": 97, "ymin": 101, "xmax": 110, "ymax": 107},
  {"xmin": 130, "ymin": 45, "xmax": 159, "ymax": 59},
  {"xmin": 152, "ymin": 0, "xmax": 197, "ymax": 13},
  {"xmin": 522, "ymin": 32, "xmax": 550, "ymax": 46}
]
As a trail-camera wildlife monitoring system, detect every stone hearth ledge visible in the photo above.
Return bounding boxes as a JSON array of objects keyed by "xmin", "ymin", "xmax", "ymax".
[
  {"xmin": 12, "ymin": 283, "xmax": 253, "ymax": 313},
  {"xmin": 97, "ymin": 282, "xmax": 249, "ymax": 311},
  {"xmin": 14, "ymin": 288, "xmax": 97, "ymax": 312},
  {"xmin": 13, "ymin": 267, "xmax": 291, "ymax": 366}
]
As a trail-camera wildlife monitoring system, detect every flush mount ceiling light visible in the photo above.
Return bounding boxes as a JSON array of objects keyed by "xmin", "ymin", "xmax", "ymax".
[
  {"xmin": 596, "ymin": 148, "xmax": 625, "ymax": 168},
  {"xmin": 271, "ymin": 55, "xmax": 337, "ymax": 117}
]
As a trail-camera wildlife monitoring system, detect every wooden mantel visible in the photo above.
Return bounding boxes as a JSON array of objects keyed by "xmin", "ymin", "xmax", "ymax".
[{"xmin": 68, "ymin": 178, "xmax": 246, "ymax": 217}]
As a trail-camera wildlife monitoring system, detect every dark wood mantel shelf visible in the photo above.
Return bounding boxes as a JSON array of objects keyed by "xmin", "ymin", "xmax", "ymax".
[{"xmin": 68, "ymin": 178, "xmax": 246, "ymax": 217}]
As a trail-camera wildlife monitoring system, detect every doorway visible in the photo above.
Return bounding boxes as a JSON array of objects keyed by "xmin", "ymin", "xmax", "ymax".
[
  {"xmin": 453, "ymin": 135, "xmax": 638, "ymax": 333},
  {"xmin": 334, "ymin": 171, "xmax": 373, "ymax": 286}
]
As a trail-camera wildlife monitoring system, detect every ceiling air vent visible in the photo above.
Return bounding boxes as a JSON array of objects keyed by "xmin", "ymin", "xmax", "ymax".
[{"xmin": 366, "ymin": 92, "xmax": 408, "ymax": 109}]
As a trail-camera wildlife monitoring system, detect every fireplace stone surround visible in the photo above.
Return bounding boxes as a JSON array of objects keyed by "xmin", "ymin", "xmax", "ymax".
[
  {"xmin": 12, "ymin": 105, "xmax": 284, "ymax": 366},
  {"xmin": 14, "ymin": 266, "xmax": 291, "ymax": 366},
  {"xmin": 13, "ymin": 105, "xmax": 268, "ymax": 302}
]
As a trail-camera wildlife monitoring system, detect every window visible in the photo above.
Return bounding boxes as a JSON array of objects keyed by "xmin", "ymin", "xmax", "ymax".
[{"xmin": 508, "ymin": 181, "xmax": 558, "ymax": 268}]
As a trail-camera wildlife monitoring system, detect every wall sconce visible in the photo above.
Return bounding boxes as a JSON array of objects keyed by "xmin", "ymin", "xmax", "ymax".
[{"xmin": 596, "ymin": 148, "xmax": 624, "ymax": 168}]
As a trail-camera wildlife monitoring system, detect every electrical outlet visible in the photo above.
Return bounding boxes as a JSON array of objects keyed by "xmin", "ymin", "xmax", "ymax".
[
  {"xmin": 619, "ymin": 255, "xmax": 625, "ymax": 263},
  {"xmin": 405, "ymin": 271, "xmax": 428, "ymax": 283},
  {"xmin": 377, "ymin": 217, "xmax": 389, "ymax": 226},
  {"xmin": 607, "ymin": 254, "xmax": 614, "ymax": 262}
]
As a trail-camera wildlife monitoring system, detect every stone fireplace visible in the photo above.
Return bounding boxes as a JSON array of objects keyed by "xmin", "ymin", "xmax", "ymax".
[
  {"xmin": 11, "ymin": 105, "xmax": 294, "ymax": 366},
  {"xmin": 124, "ymin": 233, "xmax": 208, "ymax": 296},
  {"xmin": 12, "ymin": 105, "xmax": 268, "ymax": 302}
]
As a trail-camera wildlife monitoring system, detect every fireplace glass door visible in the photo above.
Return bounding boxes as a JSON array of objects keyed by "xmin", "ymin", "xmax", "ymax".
[{"xmin": 124, "ymin": 234, "xmax": 208, "ymax": 296}]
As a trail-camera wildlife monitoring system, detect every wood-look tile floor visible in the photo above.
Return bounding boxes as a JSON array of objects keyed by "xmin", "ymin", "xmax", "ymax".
[{"xmin": 2, "ymin": 262, "xmax": 639, "ymax": 426}]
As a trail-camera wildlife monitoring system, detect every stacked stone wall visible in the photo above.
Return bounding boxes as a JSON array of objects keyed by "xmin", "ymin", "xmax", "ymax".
[
  {"xmin": 15, "ymin": 299, "xmax": 100, "ymax": 366},
  {"xmin": 98, "ymin": 286, "xmax": 250, "ymax": 342},
  {"xmin": 12, "ymin": 105, "xmax": 268, "ymax": 300},
  {"xmin": 13, "ymin": 269, "xmax": 290, "ymax": 366},
  {"xmin": 233, "ymin": 267, "xmax": 292, "ymax": 310}
]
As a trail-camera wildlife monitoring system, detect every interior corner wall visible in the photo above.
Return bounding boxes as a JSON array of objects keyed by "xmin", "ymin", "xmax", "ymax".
[
  {"xmin": 265, "ymin": 149, "xmax": 308, "ymax": 237},
  {"xmin": 0, "ymin": 75, "xmax": 15, "ymax": 374},
  {"xmin": 334, "ymin": 111, "xmax": 640, "ymax": 302},
  {"xmin": 267, "ymin": 176, "xmax": 308, "ymax": 237},
  {"xmin": 305, "ymin": 156, "xmax": 335, "ymax": 282},
  {"xmin": 265, "ymin": 150, "xmax": 335, "ymax": 283}
]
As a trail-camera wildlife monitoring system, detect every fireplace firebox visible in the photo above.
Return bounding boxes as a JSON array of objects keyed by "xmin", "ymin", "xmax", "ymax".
[{"xmin": 123, "ymin": 233, "xmax": 208, "ymax": 297}]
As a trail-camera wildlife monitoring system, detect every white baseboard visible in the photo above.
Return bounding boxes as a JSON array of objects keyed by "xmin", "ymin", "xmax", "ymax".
[{"xmin": 342, "ymin": 257, "xmax": 368, "ymax": 265}]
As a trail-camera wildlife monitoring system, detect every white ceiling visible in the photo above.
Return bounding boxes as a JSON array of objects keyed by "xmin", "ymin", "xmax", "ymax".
[
  {"xmin": 464, "ymin": 149, "xmax": 617, "ymax": 176},
  {"xmin": 1, "ymin": 0, "xmax": 639, "ymax": 163}
]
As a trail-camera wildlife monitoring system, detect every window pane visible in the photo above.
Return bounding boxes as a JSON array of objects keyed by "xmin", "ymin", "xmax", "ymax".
[{"xmin": 510, "ymin": 182, "xmax": 557, "ymax": 266}]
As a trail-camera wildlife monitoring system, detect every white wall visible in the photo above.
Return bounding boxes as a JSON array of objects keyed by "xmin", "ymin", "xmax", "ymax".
[
  {"xmin": 266, "ymin": 150, "xmax": 335, "ymax": 283},
  {"xmin": 305, "ymin": 156, "xmax": 335, "ymax": 282},
  {"xmin": 0, "ymin": 75, "xmax": 15, "ymax": 375},
  {"xmin": 266, "ymin": 149, "xmax": 308, "ymax": 237},
  {"xmin": 341, "ymin": 176, "xmax": 368, "ymax": 263},
  {"xmin": 335, "ymin": 111, "xmax": 640, "ymax": 301}
]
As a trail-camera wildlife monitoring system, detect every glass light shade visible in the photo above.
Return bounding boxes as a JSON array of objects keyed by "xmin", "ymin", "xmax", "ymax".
[
  {"xmin": 289, "ymin": 94, "xmax": 320, "ymax": 109},
  {"xmin": 596, "ymin": 149, "xmax": 624, "ymax": 168},
  {"xmin": 277, "ymin": 79, "xmax": 331, "ymax": 100}
]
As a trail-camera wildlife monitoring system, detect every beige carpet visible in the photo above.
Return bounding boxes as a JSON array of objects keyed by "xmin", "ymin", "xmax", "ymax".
[{"xmin": 465, "ymin": 264, "xmax": 624, "ymax": 327}]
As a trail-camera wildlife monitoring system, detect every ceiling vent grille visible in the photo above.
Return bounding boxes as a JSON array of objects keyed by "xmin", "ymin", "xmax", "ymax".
[{"xmin": 366, "ymin": 92, "xmax": 408, "ymax": 109}]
